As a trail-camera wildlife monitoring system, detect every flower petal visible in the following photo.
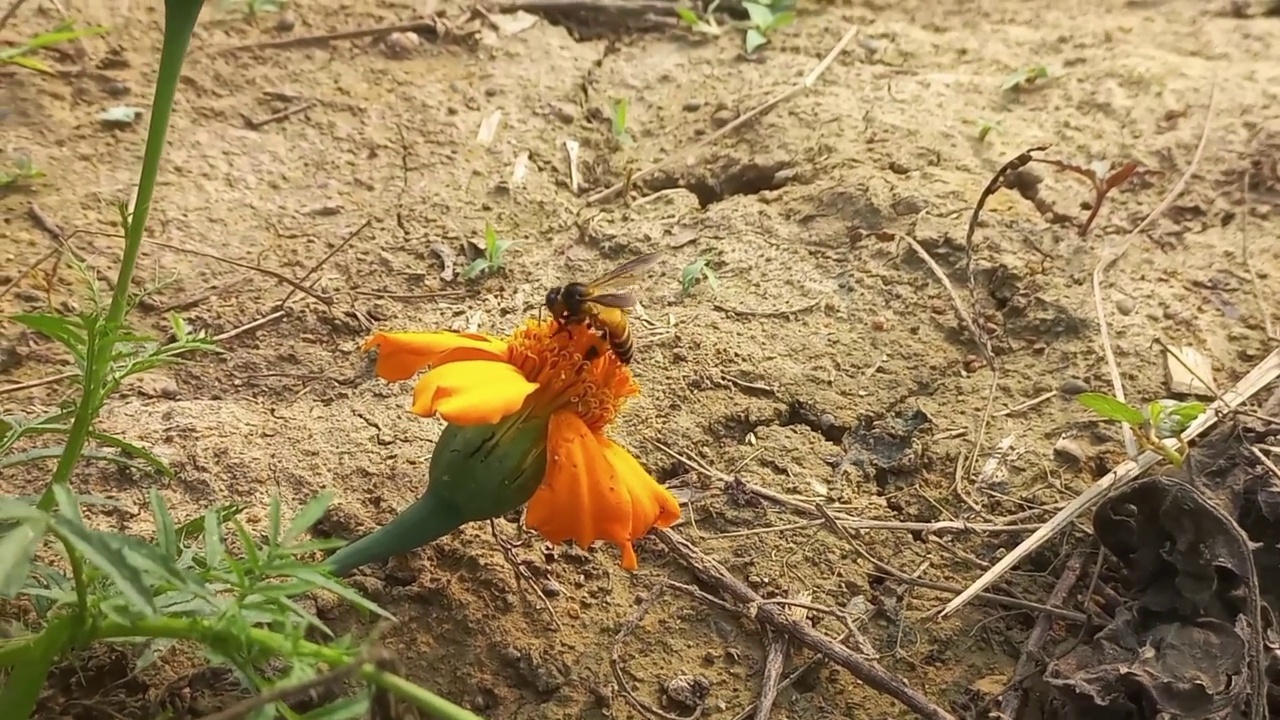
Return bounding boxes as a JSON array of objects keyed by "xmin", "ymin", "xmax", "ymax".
[
  {"xmin": 412, "ymin": 360, "xmax": 537, "ymax": 425},
  {"xmin": 525, "ymin": 411, "xmax": 632, "ymax": 554},
  {"xmin": 362, "ymin": 331, "xmax": 508, "ymax": 382},
  {"xmin": 599, "ymin": 436, "xmax": 682, "ymax": 543}
]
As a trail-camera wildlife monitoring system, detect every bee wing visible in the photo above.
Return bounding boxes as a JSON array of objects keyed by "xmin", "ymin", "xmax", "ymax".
[
  {"xmin": 586, "ymin": 252, "xmax": 663, "ymax": 293},
  {"xmin": 585, "ymin": 291, "xmax": 637, "ymax": 309}
]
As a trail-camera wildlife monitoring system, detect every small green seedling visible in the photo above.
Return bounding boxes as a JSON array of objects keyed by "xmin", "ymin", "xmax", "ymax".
[
  {"xmin": 675, "ymin": 0, "xmax": 723, "ymax": 36},
  {"xmin": 741, "ymin": 0, "xmax": 796, "ymax": 55},
  {"xmin": 680, "ymin": 257, "xmax": 719, "ymax": 295},
  {"xmin": 219, "ymin": 0, "xmax": 286, "ymax": 18},
  {"xmin": 1, "ymin": 156, "xmax": 45, "ymax": 188},
  {"xmin": 463, "ymin": 221, "xmax": 515, "ymax": 279},
  {"xmin": 1076, "ymin": 392, "xmax": 1208, "ymax": 467},
  {"xmin": 0, "ymin": 20, "xmax": 109, "ymax": 74},
  {"xmin": 1002, "ymin": 65, "xmax": 1051, "ymax": 92},
  {"xmin": 976, "ymin": 119, "xmax": 1000, "ymax": 143},
  {"xmin": 610, "ymin": 98, "xmax": 634, "ymax": 147}
]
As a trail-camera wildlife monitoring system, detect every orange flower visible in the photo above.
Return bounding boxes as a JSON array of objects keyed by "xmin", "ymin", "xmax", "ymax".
[{"xmin": 362, "ymin": 319, "xmax": 681, "ymax": 570}]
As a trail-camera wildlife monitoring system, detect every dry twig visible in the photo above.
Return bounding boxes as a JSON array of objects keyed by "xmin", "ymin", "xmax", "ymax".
[
  {"xmin": 939, "ymin": 344, "xmax": 1280, "ymax": 618},
  {"xmin": 994, "ymin": 551, "xmax": 1086, "ymax": 720},
  {"xmin": 656, "ymin": 528, "xmax": 955, "ymax": 720},
  {"xmin": 585, "ymin": 25, "xmax": 859, "ymax": 205}
]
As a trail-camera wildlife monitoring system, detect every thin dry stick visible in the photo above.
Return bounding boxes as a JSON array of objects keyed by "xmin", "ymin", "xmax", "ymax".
[
  {"xmin": 214, "ymin": 19, "xmax": 440, "ymax": 54},
  {"xmin": 730, "ymin": 598, "xmax": 873, "ymax": 720},
  {"xmin": 0, "ymin": 247, "xmax": 60, "ymax": 300},
  {"xmin": 611, "ymin": 584, "xmax": 702, "ymax": 720},
  {"xmin": 199, "ymin": 653, "xmax": 377, "ymax": 720},
  {"xmin": 0, "ymin": 371, "xmax": 77, "ymax": 397},
  {"xmin": 1090, "ymin": 84, "xmax": 1217, "ymax": 459},
  {"xmin": 488, "ymin": 519, "xmax": 561, "ymax": 631},
  {"xmin": 995, "ymin": 551, "xmax": 1086, "ymax": 720},
  {"xmin": 283, "ymin": 219, "xmax": 372, "ymax": 307},
  {"xmin": 149, "ymin": 240, "xmax": 333, "ymax": 305},
  {"xmin": 939, "ymin": 345, "xmax": 1280, "ymax": 618},
  {"xmin": 814, "ymin": 505, "xmax": 1085, "ymax": 623},
  {"xmin": 0, "ymin": 0, "xmax": 29, "ymax": 32},
  {"xmin": 585, "ymin": 24, "xmax": 859, "ymax": 205},
  {"xmin": 656, "ymin": 528, "xmax": 957, "ymax": 720},
  {"xmin": 1240, "ymin": 171, "xmax": 1277, "ymax": 340},
  {"xmin": 753, "ymin": 591, "xmax": 810, "ymax": 720}
]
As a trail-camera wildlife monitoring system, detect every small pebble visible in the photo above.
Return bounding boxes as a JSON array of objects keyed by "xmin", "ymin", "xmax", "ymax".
[
  {"xmin": 1059, "ymin": 378, "xmax": 1090, "ymax": 396},
  {"xmin": 104, "ymin": 81, "xmax": 130, "ymax": 97},
  {"xmin": 663, "ymin": 675, "xmax": 710, "ymax": 709},
  {"xmin": 382, "ymin": 31, "xmax": 422, "ymax": 58},
  {"xmin": 274, "ymin": 12, "xmax": 296, "ymax": 32},
  {"xmin": 870, "ymin": 316, "xmax": 887, "ymax": 331},
  {"xmin": 1115, "ymin": 296, "xmax": 1136, "ymax": 315},
  {"xmin": 549, "ymin": 102, "xmax": 576, "ymax": 124},
  {"xmin": 682, "ymin": 99, "xmax": 703, "ymax": 112},
  {"xmin": 540, "ymin": 580, "xmax": 562, "ymax": 598},
  {"xmin": 710, "ymin": 107, "xmax": 737, "ymax": 128}
]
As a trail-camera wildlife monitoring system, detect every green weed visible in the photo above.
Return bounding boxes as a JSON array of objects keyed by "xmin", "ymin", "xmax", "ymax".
[
  {"xmin": 741, "ymin": 0, "xmax": 796, "ymax": 55},
  {"xmin": 0, "ymin": 2, "xmax": 483, "ymax": 719},
  {"xmin": 463, "ymin": 221, "xmax": 515, "ymax": 279},
  {"xmin": 0, "ymin": 20, "xmax": 108, "ymax": 74},
  {"xmin": 680, "ymin": 257, "xmax": 719, "ymax": 295},
  {"xmin": 1076, "ymin": 392, "xmax": 1208, "ymax": 467}
]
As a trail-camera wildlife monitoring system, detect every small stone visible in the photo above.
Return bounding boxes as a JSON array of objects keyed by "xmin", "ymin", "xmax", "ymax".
[
  {"xmin": 549, "ymin": 102, "xmax": 576, "ymax": 123},
  {"xmin": 158, "ymin": 380, "xmax": 180, "ymax": 399},
  {"xmin": 891, "ymin": 196, "xmax": 929, "ymax": 216},
  {"xmin": 663, "ymin": 675, "xmax": 710, "ymax": 709},
  {"xmin": 382, "ymin": 31, "xmax": 422, "ymax": 58},
  {"xmin": 888, "ymin": 160, "xmax": 913, "ymax": 175},
  {"xmin": 104, "ymin": 81, "xmax": 130, "ymax": 97},
  {"xmin": 710, "ymin": 107, "xmax": 737, "ymax": 128},
  {"xmin": 682, "ymin": 99, "xmax": 703, "ymax": 112},
  {"xmin": 274, "ymin": 12, "xmax": 296, "ymax": 32},
  {"xmin": 870, "ymin": 316, "xmax": 887, "ymax": 331},
  {"xmin": 540, "ymin": 580, "xmax": 562, "ymax": 598},
  {"xmin": 1058, "ymin": 378, "xmax": 1090, "ymax": 396},
  {"xmin": 1053, "ymin": 437, "xmax": 1088, "ymax": 465},
  {"xmin": 1115, "ymin": 296, "xmax": 1136, "ymax": 315}
]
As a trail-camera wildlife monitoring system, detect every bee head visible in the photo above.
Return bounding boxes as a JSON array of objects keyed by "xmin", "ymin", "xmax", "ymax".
[{"xmin": 544, "ymin": 287, "xmax": 562, "ymax": 312}]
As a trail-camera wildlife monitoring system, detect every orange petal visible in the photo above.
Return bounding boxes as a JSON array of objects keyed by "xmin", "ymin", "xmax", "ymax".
[
  {"xmin": 411, "ymin": 360, "xmax": 537, "ymax": 425},
  {"xmin": 362, "ymin": 331, "xmax": 508, "ymax": 382},
  {"xmin": 525, "ymin": 411, "xmax": 632, "ymax": 553},
  {"xmin": 599, "ymin": 436, "xmax": 682, "ymax": 540}
]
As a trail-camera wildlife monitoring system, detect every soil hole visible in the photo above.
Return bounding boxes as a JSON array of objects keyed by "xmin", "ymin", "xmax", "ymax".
[{"xmin": 644, "ymin": 159, "xmax": 794, "ymax": 208}]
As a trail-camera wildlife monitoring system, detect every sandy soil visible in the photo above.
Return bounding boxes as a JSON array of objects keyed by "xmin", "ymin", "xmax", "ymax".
[{"xmin": 3, "ymin": 0, "xmax": 1280, "ymax": 717}]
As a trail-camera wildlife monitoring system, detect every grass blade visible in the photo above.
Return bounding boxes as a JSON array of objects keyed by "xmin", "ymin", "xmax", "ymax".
[
  {"xmin": 0, "ymin": 615, "xmax": 73, "ymax": 719},
  {"xmin": 284, "ymin": 491, "xmax": 333, "ymax": 545},
  {"xmin": 149, "ymin": 490, "xmax": 177, "ymax": 557},
  {"xmin": 51, "ymin": 518, "xmax": 157, "ymax": 616}
]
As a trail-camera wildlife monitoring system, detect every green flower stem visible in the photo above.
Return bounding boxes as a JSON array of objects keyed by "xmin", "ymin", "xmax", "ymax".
[
  {"xmin": 93, "ymin": 618, "xmax": 483, "ymax": 720},
  {"xmin": 40, "ymin": 0, "xmax": 205, "ymax": 512}
]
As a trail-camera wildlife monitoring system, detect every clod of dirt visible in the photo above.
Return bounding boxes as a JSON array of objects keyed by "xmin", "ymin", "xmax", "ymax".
[
  {"xmin": 497, "ymin": 646, "xmax": 570, "ymax": 695},
  {"xmin": 836, "ymin": 407, "xmax": 931, "ymax": 492},
  {"xmin": 642, "ymin": 156, "xmax": 795, "ymax": 208},
  {"xmin": 663, "ymin": 674, "xmax": 710, "ymax": 708},
  {"xmin": 1059, "ymin": 378, "xmax": 1090, "ymax": 395}
]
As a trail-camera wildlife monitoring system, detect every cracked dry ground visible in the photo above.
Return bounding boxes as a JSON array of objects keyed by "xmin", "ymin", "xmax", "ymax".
[{"xmin": 3, "ymin": 0, "xmax": 1280, "ymax": 717}]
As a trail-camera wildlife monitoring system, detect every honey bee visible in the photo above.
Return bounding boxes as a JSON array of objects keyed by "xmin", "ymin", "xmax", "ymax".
[{"xmin": 544, "ymin": 252, "xmax": 663, "ymax": 364}]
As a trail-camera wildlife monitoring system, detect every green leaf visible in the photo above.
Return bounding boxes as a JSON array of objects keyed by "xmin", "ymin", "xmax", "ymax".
[
  {"xmin": 278, "ymin": 567, "xmax": 395, "ymax": 620},
  {"xmin": 768, "ymin": 10, "xmax": 796, "ymax": 30},
  {"xmin": 177, "ymin": 503, "xmax": 242, "ymax": 546},
  {"xmin": 1076, "ymin": 392, "xmax": 1145, "ymax": 427},
  {"xmin": 90, "ymin": 431, "xmax": 173, "ymax": 477},
  {"xmin": 462, "ymin": 258, "xmax": 491, "ymax": 280},
  {"xmin": 0, "ymin": 516, "xmax": 49, "ymax": 597},
  {"xmin": 51, "ymin": 517, "xmax": 157, "ymax": 616},
  {"xmin": 268, "ymin": 495, "xmax": 282, "ymax": 551},
  {"xmin": 233, "ymin": 518, "xmax": 261, "ymax": 569},
  {"xmin": 744, "ymin": 28, "xmax": 768, "ymax": 54},
  {"xmin": 9, "ymin": 314, "xmax": 87, "ymax": 363},
  {"xmin": 284, "ymin": 491, "xmax": 334, "ymax": 546},
  {"xmin": 0, "ymin": 615, "xmax": 73, "ymax": 717},
  {"xmin": 2, "ymin": 55, "xmax": 54, "ymax": 73},
  {"xmin": 204, "ymin": 510, "xmax": 226, "ymax": 571},
  {"xmin": 742, "ymin": 1, "xmax": 774, "ymax": 27},
  {"xmin": 675, "ymin": 7, "xmax": 700, "ymax": 24},
  {"xmin": 0, "ymin": 446, "xmax": 155, "ymax": 472},
  {"xmin": 149, "ymin": 490, "xmax": 177, "ymax": 558}
]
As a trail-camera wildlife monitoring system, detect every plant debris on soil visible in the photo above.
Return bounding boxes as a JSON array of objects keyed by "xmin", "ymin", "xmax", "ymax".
[{"xmin": 3, "ymin": 0, "xmax": 1280, "ymax": 718}]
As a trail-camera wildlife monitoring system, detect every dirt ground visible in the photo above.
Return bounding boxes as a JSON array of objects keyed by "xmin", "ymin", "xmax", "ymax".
[{"xmin": 3, "ymin": 0, "xmax": 1280, "ymax": 717}]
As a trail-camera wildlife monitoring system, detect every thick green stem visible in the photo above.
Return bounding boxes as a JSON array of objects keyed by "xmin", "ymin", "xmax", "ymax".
[
  {"xmin": 324, "ymin": 492, "xmax": 463, "ymax": 577},
  {"xmin": 93, "ymin": 618, "xmax": 482, "ymax": 719},
  {"xmin": 40, "ymin": 0, "xmax": 205, "ymax": 511}
]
